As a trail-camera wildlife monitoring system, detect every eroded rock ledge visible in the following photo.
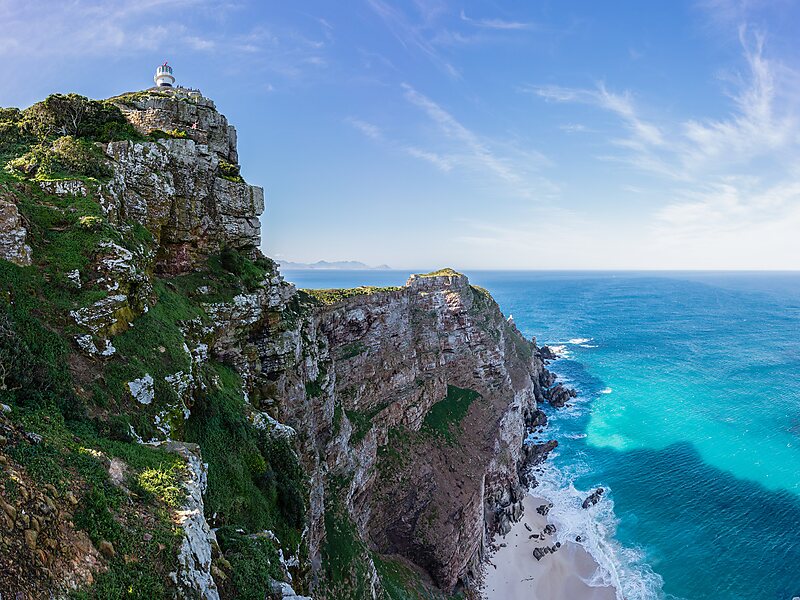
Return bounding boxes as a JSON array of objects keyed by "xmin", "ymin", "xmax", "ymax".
[{"xmin": 0, "ymin": 89, "xmax": 563, "ymax": 599}]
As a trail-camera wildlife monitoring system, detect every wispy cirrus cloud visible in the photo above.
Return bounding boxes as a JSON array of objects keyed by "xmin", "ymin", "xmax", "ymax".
[
  {"xmin": 459, "ymin": 10, "xmax": 535, "ymax": 31},
  {"xmin": 529, "ymin": 26, "xmax": 796, "ymax": 174},
  {"xmin": 401, "ymin": 84, "xmax": 523, "ymax": 184},
  {"xmin": 530, "ymin": 83, "xmax": 665, "ymax": 147},
  {"xmin": 365, "ymin": 1, "xmax": 537, "ymax": 76},
  {"xmin": 529, "ymin": 22, "xmax": 800, "ymax": 264},
  {"xmin": 365, "ymin": 0, "xmax": 461, "ymax": 78},
  {"xmin": 0, "ymin": 0, "xmax": 331, "ymax": 87},
  {"xmin": 348, "ymin": 83, "xmax": 554, "ymax": 197},
  {"xmin": 0, "ymin": 0, "xmax": 200, "ymax": 57},
  {"xmin": 345, "ymin": 117, "xmax": 383, "ymax": 140},
  {"xmin": 404, "ymin": 146, "xmax": 455, "ymax": 171}
]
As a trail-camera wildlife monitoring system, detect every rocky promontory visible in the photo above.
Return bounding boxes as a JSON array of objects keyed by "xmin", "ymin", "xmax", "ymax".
[{"xmin": 0, "ymin": 89, "xmax": 562, "ymax": 599}]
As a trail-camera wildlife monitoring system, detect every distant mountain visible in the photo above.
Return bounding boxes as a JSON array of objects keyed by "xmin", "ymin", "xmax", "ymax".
[{"xmin": 278, "ymin": 260, "xmax": 392, "ymax": 270}]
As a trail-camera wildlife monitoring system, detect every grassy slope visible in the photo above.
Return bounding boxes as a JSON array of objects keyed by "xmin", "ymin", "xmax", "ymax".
[{"xmin": 0, "ymin": 95, "xmax": 306, "ymax": 598}]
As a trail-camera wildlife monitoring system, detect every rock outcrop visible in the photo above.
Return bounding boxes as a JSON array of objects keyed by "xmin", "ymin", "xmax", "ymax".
[
  {"xmin": 0, "ymin": 89, "xmax": 563, "ymax": 599},
  {"xmin": 545, "ymin": 382, "xmax": 577, "ymax": 408},
  {"xmin": 0, "ymin": 193, "xmax": 32, "ymax": 266},
  {"xmin": 156, "ymin": 441, "xmax": 220, "ymax": 600}
]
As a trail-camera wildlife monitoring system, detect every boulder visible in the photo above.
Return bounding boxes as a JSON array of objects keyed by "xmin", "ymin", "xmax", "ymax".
[
  {"xmin": 539, "ymin": 346, "xmax": 558, "ymax": 361},
  {"xmin": 582, "ymin": 488, "xmax": 605, "ymax": 509},
  {"xmin": 545, "ymin": 383, "xmax": 577, "ymax": 408}
]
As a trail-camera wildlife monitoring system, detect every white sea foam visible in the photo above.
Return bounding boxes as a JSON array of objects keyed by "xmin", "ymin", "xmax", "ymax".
[
  {"xmin": 579, "ymin": 343, "xmax": 598, "ymax": 348},
  {"xmin": 567, "ymin": 337, "xmax": 593, "ymax": 345},
  {"xmin": 533, "ymin": 351, "xmax": 665, "ymax": 600},
  {"xmin": 548, "ymin": 344, "xmax": 570, "ymax": 358},
  {"xmin": 528, "ymin": 459, "xmax": 665, "ymax": 600}
]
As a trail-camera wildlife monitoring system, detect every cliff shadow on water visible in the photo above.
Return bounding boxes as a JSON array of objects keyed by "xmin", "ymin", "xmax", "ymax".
[{"xmin": 588, "ymin": 441, "xmax": 800, "ymax": 600}]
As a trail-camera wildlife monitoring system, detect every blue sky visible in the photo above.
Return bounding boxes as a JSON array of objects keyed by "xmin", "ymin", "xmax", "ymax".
[{"xmin": 2, "ymin": 0, "xmax": 799, "ymax": 270}]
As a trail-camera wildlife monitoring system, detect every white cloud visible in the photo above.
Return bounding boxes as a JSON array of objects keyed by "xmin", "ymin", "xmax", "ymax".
[
  {"xmin": 366, "ymin": 0, "xmax": 461, "ymax": 79},
  {"xmin": 559, "ymin": 123, "xmax": 591, "ymax": 133},
  {"xmin": 404, "ymin": 146, "xmax": 454, "ymax": 171},
  {"xmin": 531, "ymin": 83, "xmax": 664, "ymax": 147},
  {"xmin": 346, "ymin": 118, "xmax": 383, "ymax": 140},
  {"xmin": 0, "ymin": 0, "xmax": 200, "ymax": 57},
  {"xmin": 459, "ymin": 10, "xmax": 535, "ymax": 31},
  {"xmin": 347, "ymin": 83, "xmax": 554, "ymax": 197},
  {"xmin": 402, "ymin": 83, "xmax": 524, "ymax": 186},
  {"xmin": 185, "ymin": 36, "xmax": 216, "ymax": 51},
  {"xmin": 530, "ymin": 25, "xmax": 800, "ymax": 268}
]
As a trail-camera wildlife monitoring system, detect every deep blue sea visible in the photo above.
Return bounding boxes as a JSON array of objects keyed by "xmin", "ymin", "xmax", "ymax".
[{"xmin": 284, "ymin": 270, "xmax": 800, "ymax": 600}]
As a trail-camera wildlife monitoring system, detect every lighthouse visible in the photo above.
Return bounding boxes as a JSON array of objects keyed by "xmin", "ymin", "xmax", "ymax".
[{"xmin": 154, "ymin": 62, "xmax": 175, "ymax": 87}]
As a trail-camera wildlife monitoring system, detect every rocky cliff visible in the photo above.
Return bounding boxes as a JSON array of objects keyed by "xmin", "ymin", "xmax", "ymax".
[{"xmin": 0, "ymin": 89, "xmax": 554, "ymax": 599}]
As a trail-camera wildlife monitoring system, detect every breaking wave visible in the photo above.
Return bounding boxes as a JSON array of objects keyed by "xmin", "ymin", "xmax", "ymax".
[{"xmin": 528, "ymin": 457, "xmax": 665, "ymax": 600}]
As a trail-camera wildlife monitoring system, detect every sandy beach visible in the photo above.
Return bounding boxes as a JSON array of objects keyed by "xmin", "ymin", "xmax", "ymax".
[{"xmin": 481, "ymin": 495, "xmax": 616, "ymax": 600}]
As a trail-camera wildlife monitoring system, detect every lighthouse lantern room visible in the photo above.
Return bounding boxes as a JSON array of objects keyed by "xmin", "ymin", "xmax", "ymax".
[{"xmin": 154, "ymin": 62, "xmax": 175, "ymax": 87}]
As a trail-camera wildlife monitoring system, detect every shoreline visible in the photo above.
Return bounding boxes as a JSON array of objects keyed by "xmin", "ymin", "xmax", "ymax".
[{"xmin": 480, "ymin": 494, "xmax": 617, "ymax": 600}]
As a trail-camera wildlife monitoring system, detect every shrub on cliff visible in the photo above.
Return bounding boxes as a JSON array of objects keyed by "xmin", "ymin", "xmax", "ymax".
[
  {"xmin": 20, "ymin": 93, "xmax": 140, "ymax": 142},
  {"xmin": 0, "ymin": 107, "xmax": 30, "ymax": 156},
  {"xmin": 218, "ymin": 160, "xmax": 243, "ymax": 182},
  {"xmin": 8, "ymin": 136, "xmax": 111, "ymax": 180},
  {"xmin": 219, "ymin": 245, "xmax": 267, "ymax": 290},
  {"xmin": 148, "ymin": 128, "xmax": 188, "ymax": 141}
]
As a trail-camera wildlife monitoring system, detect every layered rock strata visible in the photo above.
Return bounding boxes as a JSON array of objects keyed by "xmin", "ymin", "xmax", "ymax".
[{"xmin": 0, "ymin": 88, "xmax": 563, "ymax": 598}]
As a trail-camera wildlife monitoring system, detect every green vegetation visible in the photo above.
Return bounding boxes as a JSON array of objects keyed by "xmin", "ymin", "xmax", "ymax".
[
  {"xmin": 422, "ymin": 385, "xmax": 481, "ymax": 445},
  {"xmin": 373, "ymin": 554, "xmax": 464, "ymax": 600},
  {"xmin": 320, "ymin": 477, "xmax": 374, "ymax": 599},
  {"xmin": 319, "ymin": 479, "xmax": 463, "ymax": 600},
  {"xmin": 0, "ymin": 91, "xmax": 322, "ymax": 599},
  {"xmin": 110, "ymin": 90, "xmax": 173, "ymax": 107},
  {"xmin": 170, "ymin": 248, "xmax": 274, "ymax": 304},
  {"xmin": 0, "ymin": 261, "xmax": 78, "ymax": 414},
  {"xmin": 303, "ymin": 285, "xmax": 403, "ymax": 306},
  {"xmin": 219, "ymin": 160, "xmax": 244, "ymax": 182},
  {"xmin": 87, "ymin": 278, "xmax": 200, "ymax": 440},
  {"xmin": 376, "ymin": 385, "xmax": 481, "ymax": 482},
  {"xmin": 6, "ymin": 405, "xmax": 185, "ymax": 599},
  {"xmin": 1, "ymin": 94, "xmax": 145, "ymax": 183},
  {"xmin": 332, "ymin": 400, "xmax": 344, "ymax": 437},
  {"xmin": 18, "ymin": 94, "xmax": 141, "ymax": 142},
  {"xmin": 147, "ymin": 128, "xmax": 188, "ymax": 140},
  {"xmin": 215, "ymin": 527, "xmax": 284, "ymax": 600},
  {"xmin": 135, "ymin": 461, "xmax": 186, "ymax": 508},
  {"xmin": 8, "ymin": 135, "xmax": 111, "ymax": 180},
  {"xmin": 304, "ymin": 366, "xmax": 327, "ymax": 399},
  {"xmin": 184, "ymin": 363, "xmax": 306, "ymax": 551},
  {"xmin": 338, "ymin": 341, "xmax": 367, "ymax": 360},
  {"xmin": 416, "ymin": 268, "xmax": 462, "ymax": 278},
  {"xmin": 345, "ymin": 402, "xmax": 389, "ymax": 445}
]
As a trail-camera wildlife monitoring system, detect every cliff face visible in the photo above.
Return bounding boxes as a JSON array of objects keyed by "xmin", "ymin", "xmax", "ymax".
[{"xmin": 0, "ymin": 89, "xmax": 548, "ymax": 599}]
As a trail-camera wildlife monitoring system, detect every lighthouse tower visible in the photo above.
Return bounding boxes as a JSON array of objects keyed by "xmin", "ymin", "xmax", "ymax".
[{"xmin": 154, "ymin": 62, "xmax": 175, "ymax": 87}]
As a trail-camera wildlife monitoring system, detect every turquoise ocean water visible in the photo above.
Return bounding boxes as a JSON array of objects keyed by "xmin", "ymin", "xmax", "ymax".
[{"xmin": 284, "ymin": 270, "xmax": 800, "ymax": 600}]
